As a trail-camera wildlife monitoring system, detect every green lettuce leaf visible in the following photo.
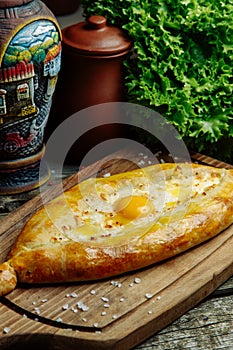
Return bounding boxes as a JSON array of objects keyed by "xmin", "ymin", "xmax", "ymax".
[{"xmin": 82, "ymin": 0, "xmax": 233, "ymax": 161}]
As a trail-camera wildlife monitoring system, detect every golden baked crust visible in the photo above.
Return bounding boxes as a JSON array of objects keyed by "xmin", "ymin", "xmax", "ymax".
[
  {"xmin": 1, "ymin": 163, "xmax": 233, "ymax": 295},
  {"xmin": 0, "ymin": 262, "xmax": 17, "ymax": 296}
]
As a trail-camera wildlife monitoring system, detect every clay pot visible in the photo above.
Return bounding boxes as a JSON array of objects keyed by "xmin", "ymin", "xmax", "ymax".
[
  {"xmin": 0, "ymin": 0, "xmax": 62, "ymax": 193},
  {"xmin": 42, "ymin": 0, "xmax": 80, "ymax": 16},
  {"xmin": 47, "ymin": 15, "xmax": 131, "ymax": 164}
]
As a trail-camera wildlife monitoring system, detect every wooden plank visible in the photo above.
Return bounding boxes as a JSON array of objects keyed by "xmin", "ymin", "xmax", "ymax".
[
  {"xmin": 191, "ymin": 152, "xmax": 233, "ymax": 170},
  {"xmin": 133, "ymin": 295, "xmax": 233, "ymax": 350},
  {"xmin": 0, "ymin": 150, "xmax": 233, "ymax": 349}
]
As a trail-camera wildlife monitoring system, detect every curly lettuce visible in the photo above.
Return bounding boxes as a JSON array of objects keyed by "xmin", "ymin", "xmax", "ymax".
[{"xmin": 82, "ymin": 0, "xmax": 233, "ymax": 160}]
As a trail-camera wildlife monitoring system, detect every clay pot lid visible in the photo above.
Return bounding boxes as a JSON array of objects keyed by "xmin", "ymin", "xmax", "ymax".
[
  {"xmin": 0, "ymin": 0, "xmax": 32, "ymax": 7},
  {"xmin": 62, "ymin": 15, "xmax": 131, "ymax": 56}
]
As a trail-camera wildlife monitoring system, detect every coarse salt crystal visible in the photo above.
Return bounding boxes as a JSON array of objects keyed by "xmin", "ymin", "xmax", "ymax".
[
  {"xmin": 103, "ymin": 172, "xmax": 111, "ymax": 178},
  {"xmin": 93, "ymin": 322, "xmax": 99, "ymax": 328},
  {"xmin": 104, "ymin": 303, "xmax": 110, "ymax": 308},
  {"xmin": 134, "ymin": 277, "xmax": 141, "ymax": 284},
  {"xmin": 56, "ymin": 317, "xmax": 63, "ymax": 323},
  {"xmin": 116, "ymin": 282, "xmax": 122, "ymax": 288},
  {"xmin": 119, "ymin": 297, "xmax": 125, "ymax": 302},
  {"xmin": 111, "ymin": 280, "xmax": 122, "ymax": 287},
  {"xmin": 81, "ymin": 305, "xmax": 89, "ymax": 312},
  {"xmin": 101, "ymin": 296, "xmax": 109, "ymax": 302},
  {"xmin": 34, "ymin": 307, "xmax": 41, "ymax": 315},
  {"xmin": 145, "ymin": 293, "xmax": 153, "ymax": 299},
  {"xmin": 71, "ymin": 292, "xmax": 78, "ymax": 298},
  {"xmin": 101, "ymin": 311, "xmax": 107, "ymax": 316},
  {"xmin": 77, "ymin": 301, "xmax": 84, "ymax": 308},
  {"xmin": 90, "ymin": 290, "xmax": 96, "ymax": 295},
  {"xmin": 3, "ymin": 327, "xmax": 10, "ymax": 334},
  {"xmin": 62, "ymin": 304, "xmax": 69, "ymax": 310}
]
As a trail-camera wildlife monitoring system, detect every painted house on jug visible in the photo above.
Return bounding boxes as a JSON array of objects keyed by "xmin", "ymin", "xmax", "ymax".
[
  {"xmin": 0, "ymin": 61, "xmax": 37, "ymax": 124},
  {"xmin": 43, "ymin": 42, "xmax": 61, "ymax": 97}
]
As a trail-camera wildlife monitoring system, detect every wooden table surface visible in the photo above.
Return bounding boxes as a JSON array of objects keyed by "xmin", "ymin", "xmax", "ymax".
[{"xmin": 0, "ymin": 154, "xmax": 233, "ymax": 350}]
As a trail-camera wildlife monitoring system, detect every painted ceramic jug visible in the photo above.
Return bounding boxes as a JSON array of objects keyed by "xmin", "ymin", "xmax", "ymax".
[{"xmin": 0, "ymin": 0, "xmax": 61, "ymax": 194}]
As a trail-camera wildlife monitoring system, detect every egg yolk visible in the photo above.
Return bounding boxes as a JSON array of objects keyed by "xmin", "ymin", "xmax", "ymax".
[{"xmin": 114, "ymin": 195, "xmax": 153, "ymax": 220}]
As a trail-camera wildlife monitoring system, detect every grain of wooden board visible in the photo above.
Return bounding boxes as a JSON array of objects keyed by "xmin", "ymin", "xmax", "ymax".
[{"xmin": 0, "ymin": 149, "xmax": 233, "ymax": 350}]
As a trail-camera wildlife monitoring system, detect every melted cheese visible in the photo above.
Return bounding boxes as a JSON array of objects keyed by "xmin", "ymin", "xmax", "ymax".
[{"xmin": 44, "ymin": 164, "xmax": 225, "ymax": 245}]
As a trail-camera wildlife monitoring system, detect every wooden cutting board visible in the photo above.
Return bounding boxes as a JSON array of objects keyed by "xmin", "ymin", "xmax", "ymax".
[{"xmin": 1, "ymin": 149, "xmax": 233, "ymax": 350}]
